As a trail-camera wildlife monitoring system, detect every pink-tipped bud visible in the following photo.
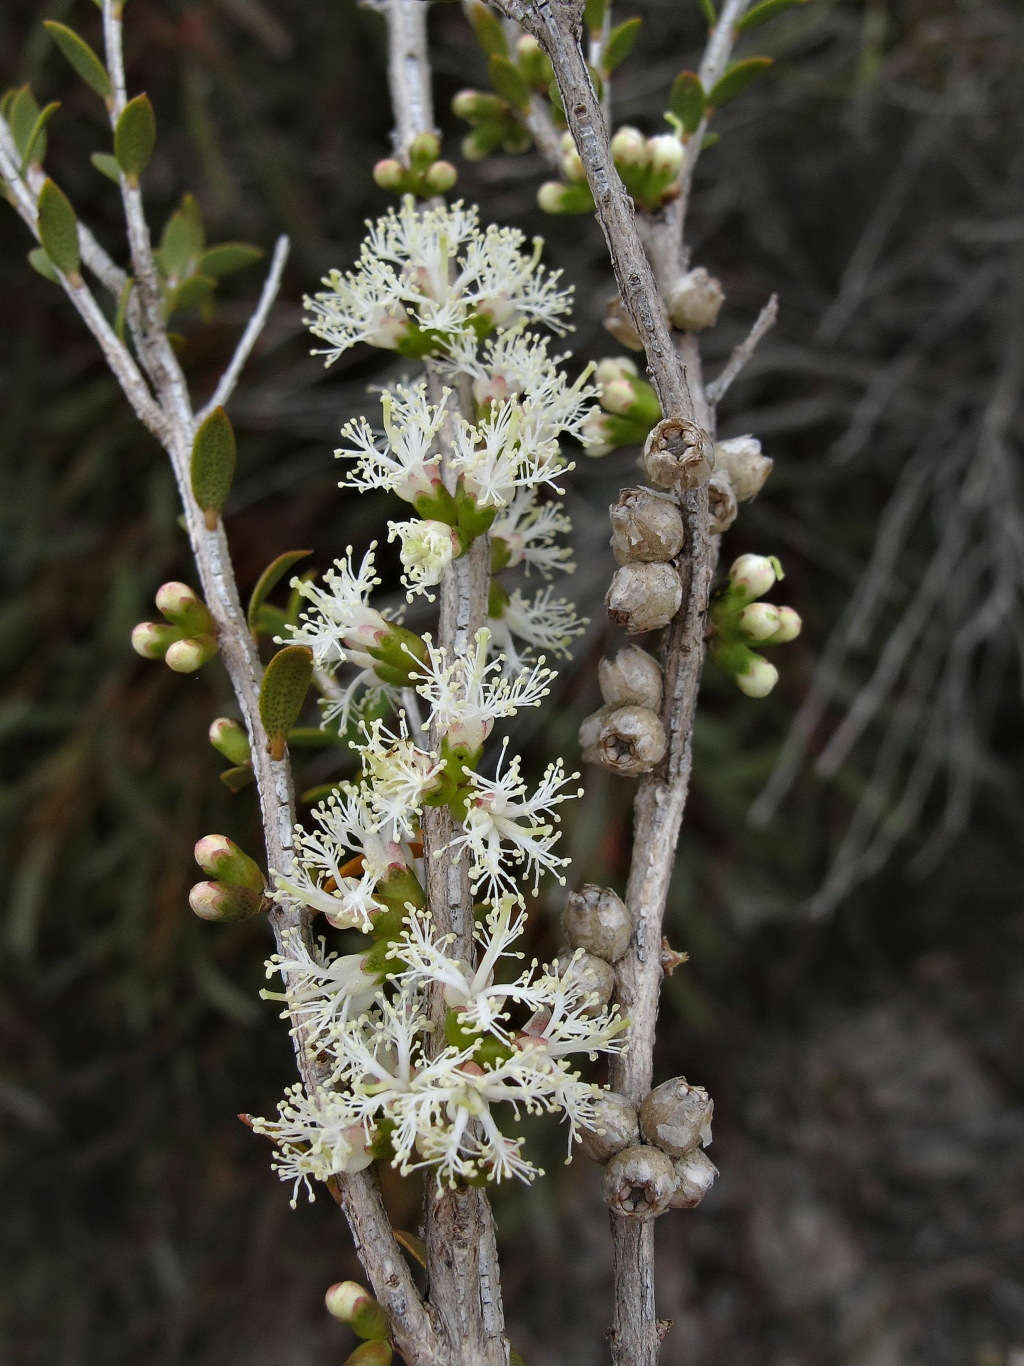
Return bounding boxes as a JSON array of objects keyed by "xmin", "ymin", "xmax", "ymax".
[
  {"xmin": 600, "ymin": 377, "xmax": 638, "ymax": 415},
  {"xmin": 209, "ymin": 717, "xmax": 251, "ymax": 765},
  {"xmin": 563, "ymin": 884, "xmax": 632, "ymax": 963},
  {"xmin": 737, "ymin": 602, "xmax": 781, "ymax": 642},
  {"xmin": 536, "ymin": 180, "xmax": 593, "ymax": 215},
  {"xmin": 131, "ymin": 621, "xmax": 177, "ymax": 660},
  {"xmin": 728, "ymin": 553, "xmax": 781, "ymax": 603},
  {"xmin": 189, "ymin": 880, "xmax": 263, "ymax": 923},
  {"xmin": 610, "ymin": 125, "xmax": 648, "ymax": 168},
  {"xmin": 164, "ymin": 633, "xmax": 219, "ymax": 673},
  {"xmin": 647, "ymin": 134, "xmax": 683, "ymax": 180},
  {"xmin": 595, "ymin": 356, "xmax": 639, "ymax": 386},
  {"xmin": 580, "ymin": 1091, "xmax": 640, "ymax": 1164},
  {"xmin": 581, "ymin": 410, "xmax": 615, "ymax": 455},
  {"xmin": 736, "ymin": 653, "xmax": 779, "ymax": 698},
  {"xmin": 769, "ymin": 605, "xmax": 802, "ymax": 643},
  {"xmin": 409, "ymin": 130, "xmax": 440, "ymax": 167},
  {"xmin": 606, "ymin": 563, "xmax": 682, "ymax": 633},
  {"xmin": 194, "ymin": 834, "xmax": 265, "ymax": 893},
  {"xmin": 667, "ymin": 266, "xmax": 725, "ymax": 332},
  {"xmin": 668, "ymin": 1148, "xmax": 718, "ymax": 1209},
  {"xmin": 425, "ymin": 160, "xmax": 457, "ymax": 193},
  {"xmin": 598, "ymin": 645, "xmax": 663, "ymax": 711},
  {"xmin": 325, "ymin": 1282, "xmax": 390, "ymax": 1341},
  {"xmin": 154, "ymin": 581, "xmax": 213, "ymax": 632},
  {"xmin": 373, "ymin": 158, "xmax": 406, "ymax": 191},
  {"xmin": 639, "ymin": 1077, "xmax": 713, "ymax": 1156}
]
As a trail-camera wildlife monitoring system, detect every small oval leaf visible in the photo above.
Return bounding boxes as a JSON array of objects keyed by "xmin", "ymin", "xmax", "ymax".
[
  {"xmin": 158, "ymin": 194, "xmax": 205, "ymax": 281},
  {"xmin": 42, "ymin": 21, "xmax": 112, "ymax": 101},
  {"xmin": 167, "ymin": 272, "xmax": 216, "ymax": 316},
  {"xmin": 602, "ymin": 17, "xmax": 643, "ymax": 75},
  {"xmin": 8, "ymin": 86, "xmax": 42, "ymax": 161},
  {"xmin": 468, "ymin": 1, "xmax": 508, "ymax": 57},
  {"xmin": 114, "ymin": 93, "xmax": 156, "ymax": 179},
  {"xmin": 259, "ymin": 646, "xmax": 314, "ymax": 759},
  {"xmin": 735, "ymin": 0, "xmax": 809, "ymax": 32},
  {"xmin": 669, "ymin": 71, "xmax": 706, "ymax": 135},
  {"xmin": 707, "ymin": 56, "xmax": 774, "ymax": 108},
  {"xmin": 191, "ymin": 406, "xmax": 236, "ymax": 525},
  {"xmin": 583, "ymin": 0, "xmax": 609, "ymax": 34},
  {"xmin": 21, "ymin": 100, "xmax": 60, "ymax": 170},
  {"xmin": 27, "ymin": 246, "xmax": 61, "ymax": 283},
  {"xmin": 247, "ymin": 549, "xmax": 312, "ymax": 635},
  {"xmin": 197, "ymin": 242, "xmax": 265, "ymax": 278},
  {"xmin": 488, "ymin": 55, "xmax": 531, "ymax": 112},
  {"xmin": 37, "ymin": 179, "xmax": 80, "ymax": 278},
  {"xmin": 91, "ymin": 150, "xmax": 121, "ymax": 182}
]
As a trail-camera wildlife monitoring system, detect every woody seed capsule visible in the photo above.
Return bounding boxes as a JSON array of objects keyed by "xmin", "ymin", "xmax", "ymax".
[
  {"xmin": 713, "ymin": 435, "xmax": 773, "ymax": 502},
  {"xmin": 707, "ymin": 469, "xmax": 739, "ymax": 534},
  {"xmin": 668, "ymin": 1148, "xmax": 718, "ymax": 1209},
  {"xmin": 666, "ymin": 267, "xmax": 725, "ymax": 332},
  {"xmin": 562, "ymin": 884, "xmax": 632, "ymax": 962},
  {"xmin": 642, "ymin": 417, "xmax": 713, "ymax": 492},
  {"xmin": 598, "ymin": 645, "xmax": 663, "ymax": 711},
  {"xmin": 603, "ymin": 294, "xmax": 644, "ymax": 352},
  {"xmin": 579, "ymin": 704, "xmax": 667, "ymax": 776},
  {"xmin": 580, "ymin": 1091, "xmax": 640, "ymax": 1163},
  {"xmin": 609, "ymin": 487, "xmax": 685, "ymax": 564},
  {"xmin": 606, "ymin": 563, "xmax": 682, "ymax": 633},
  {"xmin": 639, "ymin": 1077, "xmax": 714, "ymax": 1156},
  {"xmin": 602, "ymin": 1144, "xmax": 677, "ymax": 1219}
]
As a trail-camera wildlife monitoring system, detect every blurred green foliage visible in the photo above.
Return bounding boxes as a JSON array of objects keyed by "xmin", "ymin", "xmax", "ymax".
[{"xmin": 1, "ymin": 1, "xmax": 1023, "ymax": 1363}]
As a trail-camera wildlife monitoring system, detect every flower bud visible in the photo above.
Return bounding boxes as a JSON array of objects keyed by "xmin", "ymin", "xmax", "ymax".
[
  {"xmin": 580, "ymin": 1091, "xmax": 640, "ymax": 1163},
  {"xmin": 598, "ymin": 645, "xmax": 663, "ymax": 711},
  {"xmin": 581, "ymin": 410, "xmax": 615, "ymax": 456},
  {"xmin": 516, "ymin": 33, "xmax": 551, "ymax": 86},
  {"xmin": 325, "ymin": 1282, "xmax": 390, "ymax": 1341},
  {"xmin": 343, "ymin": 1344, "xmax": 393, "ymax": 1366},
  {"xmin": 609, "ymin": 487, "xmax": 685, "ymax": 564},
  {"xmin": 707, "ymin": 469, "xmax": 738, "ymax": 534},
  {"xmin": 424, "ymin": 160, "xmax": 457, "ymax": 193},
  {"xmin": 610, "ymin": 125, "xmax": 648, "ymax": 168},
  {"xmin": 666, "ymin": 267, "xmax": 725, "ymax": 332},
  {"xmin": 164, "ymin": 634, "xmax": 219, "ymax": 673},
  {"xmin": 409, "ymin": 130, "xmax": 440, "ymax": 168},
  {"xmin": 553, "ymin": 949, "xmax": 615, "ymax": 1016},
  {"xmin": 646, "ymin": 134, "xmax": 683, "ymax": 180},
  {"xmin": 713, "ymin": 435, "xmax": 772, "ymax": 502},
  {"xmin": 738, "ymin": 602, "xmax": 781, "ymax": 642},
  {"xmin": 452, "ymin": 89, "xmax": 506, "ymax": 122},
  {"xmin": 562, "ymin": 884, "xmax": 632, "ymax": 962},
  {"xmin": 189, "ymin": 880, "xmax": 264, "ymax": 922},
  {"xmin": 602, "ymin": 294, "xmax": 644, "ymax": 351},
  {"xmin": 606, "ymin": 563, "xmax": 682, "ymax": 633},
  {"xmin": 769, "ymin": 605, "xmax": 801, "ymax": 643},
  {"xmin": 668, "ymin": 1148, "xmax": 718, "ymax": 1209},
  {"xmin": 600, "ymin": 377, "xmax": 639, "ymax": 415},
  {"xmin": 559, "ymin": 132, "xmax": 586, "ymax": 184},
  {"xmin": 580, "ymin": 704, "xmax": 667, "ymax": 776},
  {"xmin": 595, "ymin": 356, "xmax": 638, "ymax": 386},
  {"xmin": 602, "ymin": 1144, "xmax": 677, "ymax": 1219},
  {"xmin": 194, "ymin": 834, "xmax": 266, "ymax": 893},
  {"xmin": 131, "ymin": 620, "xmax": 177, "ymax": 660},
  {"xmin": 728, "ymin": 553, "xmax": 780, "ymax": 603},
  {"xmin": 639, "ymin": 1077, "xmax": 713, "ymax": 1156},
  {"xmin": 736, "ymin": 653, "xmax": 778, "ymax": 698},
  {"xmin": 390, "ymin": 519, "xmax": 461, "ymax": 592},
  {"xmin": 209, "ymin": 717, "xmax": 251, "ymax": 766},
  {"xmin": 536, "ymin": 180, "xmax": 593, "ymax": 215},
  {"xmin": 642, "ymin": 418, "xmax": 713, "ymax": 492},
  {"xmin": 373, "ymin": 158, "xmax": 406, "ymax": 191},
  {"xmin": 154, "ymin": 581, "xmax": 214, "ymax": 633}
]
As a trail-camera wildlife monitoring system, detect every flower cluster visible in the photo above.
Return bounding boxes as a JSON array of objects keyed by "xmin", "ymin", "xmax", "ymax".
[{"xmin": 251, "ymin": 203, "xmax": 623, "ymax": 1200}]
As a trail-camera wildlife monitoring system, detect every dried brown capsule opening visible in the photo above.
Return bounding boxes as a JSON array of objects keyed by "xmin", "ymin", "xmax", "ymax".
[
  {"xmin": 642, "ymin": 417, "xmax": 713, "ymax": 492},
  {"xmin": 707, "ymin": 470, "xmax": 739, "ymax": 534},
  {"xmin": 602, "ymin": 1145, "xmax": 677, "ymax": 1219}
]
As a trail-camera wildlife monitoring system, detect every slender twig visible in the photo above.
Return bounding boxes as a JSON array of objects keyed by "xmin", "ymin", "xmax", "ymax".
[
  {"xmin": 197, "ymin": 235, "xmax": 291, "ymax": 421},
  {"xmin": 705, "ymin": 293, "xmax": 778, "ymax": 407}
]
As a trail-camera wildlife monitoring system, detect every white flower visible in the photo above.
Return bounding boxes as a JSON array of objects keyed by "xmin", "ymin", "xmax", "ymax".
[
  {"xmin": 249, "ymin": 1083, "xmax": 375, "ymax": 1206},
  {"xmin": 389, "ymin": 518, "xmax": 461, "ymax": 598},
  {"xmin": 449, "ymin": 398, "xmax": 569, "ymax": 509},
  {"xmin": 490, "ymin": 586, "xmax": 587, "ymax": 669},
  {"xmin": 490, "ymin": 488, "xmax": 574, "ymax": 577},
  {"xmin": 284, "ymin": 545, "xmax": 391, "ymax": 669},
  {"xmin": 451, "ymin": 743, "xmax": 581, "ymax": 902},
  {"xmin": 415, "ymin": 628, "xmax": 555, "ymax": 751},
  {"xmin": 338, "ymin": 383, "xmax": 449, "ymax": 504},
  {"xmin": 358, "ymin": 716, "xmax": 443, "ymax": 839}
]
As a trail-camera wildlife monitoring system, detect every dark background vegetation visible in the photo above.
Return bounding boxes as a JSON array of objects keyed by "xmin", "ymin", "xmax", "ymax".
[{"xmin": 2, "ymin": 1, "xmax": 1023, "ymax": 1363}]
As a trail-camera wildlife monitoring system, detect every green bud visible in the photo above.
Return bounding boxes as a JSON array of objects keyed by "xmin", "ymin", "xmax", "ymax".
[
  {"xmin": 324, "ymin": 1282, "xmax": 390, "ymax": 1342},
  {"xmin": 727, "ymin": 553, "xmax": 781, "ymax": 605},
  {"xmin": 343, "ymin": 1343, "xmax": 392, "ymax": 1366},
  {"xmin": 131, "ymin": 620, "xmax": 177, "ymax": 660},
  {"xmin": 194, "ymin": 834, "xmax": 265, "ymax": 893},
  {"xmin": 452, "ymin": 89, "xmax": 507, "ymax": 124},
  {"xmin": 536, "ymin": 180, "xmax": 594, "ymax": 215},
  {"xmin": 373, "ymin": 865, "xmax": 426, "ymax": 916},
  {"xmin": 366, "ymin": 625, "xmax": 430, "ymax": 682},
  {"xmin": 373, "ymin": 157, "xmax": 407, "ymax": 192},
  {"xmin": 408, "ymin": 130, "xmax": 441, "ymax": 170},
  {"xmin": 164, "ymin": 634, "xmax": 219, "ymax": 672},
  {"xmin": 155, "ymin": 581, "xmax": 215, "ymax": 633},
  {"xmin": 259, "ymin": 645, "xmax": 313, "ymax": 760},
  {"xmin": 424, "ymin": 160, "xmax": 457, "ymax": 194},
  {"xmin": 737, "ymin": 602, "xmax": 781, "ymax": 642},
  {"xmin": 209, "ymin": 717, "xmax": 251, "ymax": 765},
  {"xmin": 516, "ymin": 34, "xmax": 552, "ymax": 88},
  {"xmin": 189, "ymin": 880, "xmax": 264, "ymax": 922}
]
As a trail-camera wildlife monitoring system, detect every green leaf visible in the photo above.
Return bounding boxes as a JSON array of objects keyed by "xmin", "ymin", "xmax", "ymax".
[
  {"xmin": 468, "ymin": 2, "xmax": 507, "ymax": 57},
  {"xmin": 259, "ymin": 646, "xmax": 314, "ymax": 759},
  {"xmin": 602, "ymin": 17, "xmax": 642, "ymax": 74},
  {"xmin": 707, "ymin": 56, "xmax": 774, "ymax": 108},
  {"xmin": 197, "ymin": 242, "xmax": 264, "ymax": 278},
  {"xmin": 90, "ymin": 151, "xmax": 121, "ymax": 182},
  {"xmin": 114, "ymin": 93, "xmax": 156, "ymax": 179},
  {"xmin": 27, "ymin": 247, "xmax": 60, "ymax": 283},
  {"xmin": 168, "ymin": 273, "xmax": 216, "ymax": 315},
  {"xmin": 488, "ymin": 55, "xmax": 531, "ymax": 112},
  {"xmin": 697, "ymin": 0, "xmax": 717, "ymax": 24},
  {"xmin": 7, "ymin": 86, "xmax": 42, "ymax": 162},
  {"xmin": 191, "ymin": 407, "xmax": 236, "ymax": 525},
  {"xmin": 158, "ymin": 193, "xmax": 204, "ymax": 281},
  {"xmin": 21, "ymin": 101, "xmax": 60, "ymax": 170},
  {"xmin": 669, "ymin": 71, "xmax": 706, "ymax": 134},
  {"xmin": 220, "ymin": 765, "xmax": 255, "ymax": 794},
  {"xmin": 36, "ymin": 179, "xmax": 79, "ymax": 278},
  {"xmin": 42, "ymin": 21, "xmax": 112, "ymax": 101},
  {"xmin": 735, "ymin": 0, "xmax": 809, "ymax": 31},
  {"xmin": 247, "ymin": 549, "xmax": 312, "ymax": 635},
  {"xmin": 583, "ymin": 0, "xmax": 609, "ymax": 34}
]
